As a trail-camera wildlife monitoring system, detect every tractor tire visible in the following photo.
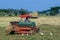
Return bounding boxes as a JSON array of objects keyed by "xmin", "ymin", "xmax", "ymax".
[{"xmin": 5, "ymin": 24, "xmax": 13, "ymax": 35}]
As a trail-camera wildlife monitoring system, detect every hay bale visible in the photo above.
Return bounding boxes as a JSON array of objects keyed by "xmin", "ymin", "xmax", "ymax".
[
  {"xmin": 29, "ymin": 12, "xmax": 38, "ymax": 17},
  {"xmin": 33, "ymin": 12, "xmax": 38, "ymax": 17},
  {"xmin": 5, "ymin": 24, "xmax": 13, "ymax": 35}
]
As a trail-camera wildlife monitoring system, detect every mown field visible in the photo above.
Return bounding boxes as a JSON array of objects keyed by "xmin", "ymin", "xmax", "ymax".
[{"xmin": 0, "ymin": 16, "xmax": 60, "ymax": 40}]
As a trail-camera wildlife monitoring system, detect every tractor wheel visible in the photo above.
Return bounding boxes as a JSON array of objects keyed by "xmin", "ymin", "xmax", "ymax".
[{"xmin": 5, "ymin": 24, "xmax": 13, "ymax": 35}]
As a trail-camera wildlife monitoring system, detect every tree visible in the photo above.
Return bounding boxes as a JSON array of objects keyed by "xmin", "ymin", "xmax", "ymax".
[
  {"xmin": 50, "ymin": 6, "xmax": 60, "ymax": 16},
  {"xmin": 19, "ymin": 9, "xmax": 29, "ymax": 15}
]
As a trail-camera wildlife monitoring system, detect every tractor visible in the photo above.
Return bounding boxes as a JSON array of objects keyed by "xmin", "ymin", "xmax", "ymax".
[{"xmin": 5, "ymin": 13, "xmax": 39, "ymax": 35}]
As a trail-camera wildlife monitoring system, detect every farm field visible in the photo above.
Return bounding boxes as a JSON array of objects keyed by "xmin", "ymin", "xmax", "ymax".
[{"xmin": 0, "ymin": 16, "xmax": 60, "ymax": 40}]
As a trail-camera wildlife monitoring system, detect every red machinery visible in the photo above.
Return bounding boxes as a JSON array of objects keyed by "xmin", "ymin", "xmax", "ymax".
[{"xmin": 5, "ymin": 14, "xmax": 39, "ymax": 35}]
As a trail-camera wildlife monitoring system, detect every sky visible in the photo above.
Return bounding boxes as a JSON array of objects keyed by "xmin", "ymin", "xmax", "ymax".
[{"xmin": 0, "ymin": 0, "xmax": 60, "ymax": 11}]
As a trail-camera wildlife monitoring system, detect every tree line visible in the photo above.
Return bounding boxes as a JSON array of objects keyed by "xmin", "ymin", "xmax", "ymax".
[{"xmin": 0, "ymin": 6, "xmax": 60, "ymax": 17}]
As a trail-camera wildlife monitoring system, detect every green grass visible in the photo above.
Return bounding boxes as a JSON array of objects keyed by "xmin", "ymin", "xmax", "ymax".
[{"xmin": 0, "ymin": 24, "xmax": 60, "ymax": 40}]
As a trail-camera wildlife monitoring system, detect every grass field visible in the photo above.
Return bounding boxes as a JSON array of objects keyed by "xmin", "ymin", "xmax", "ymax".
[{"xmin": 0, "ymin": 16, "xmax": 60, "ymax": 40}]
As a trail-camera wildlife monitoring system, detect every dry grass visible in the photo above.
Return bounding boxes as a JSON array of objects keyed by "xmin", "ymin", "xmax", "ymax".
[
  {"xmin": 30, "ymin": 16, "xmax": 60, "ymax": 26},
  {"xmin": 0, "ymin": 16, "xmax": 60, "ymax": 26}
]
